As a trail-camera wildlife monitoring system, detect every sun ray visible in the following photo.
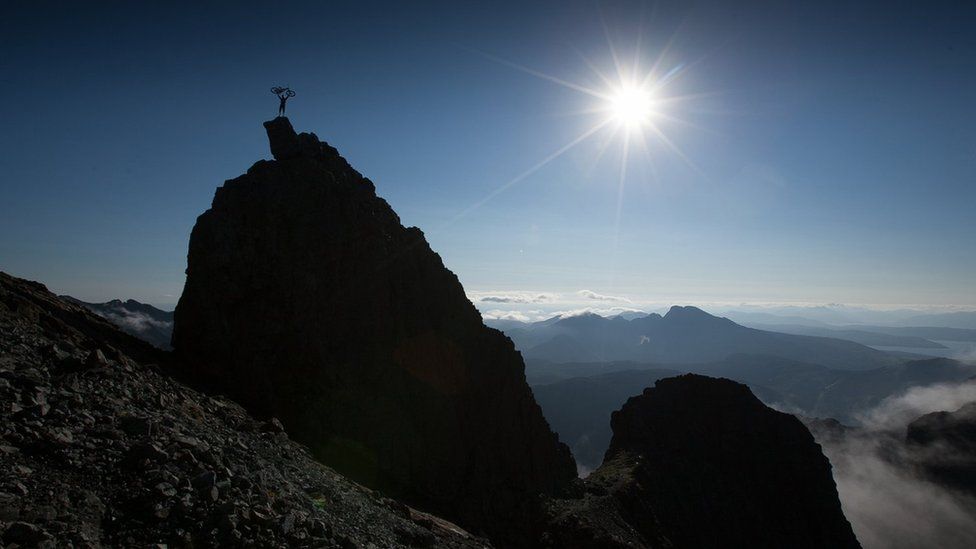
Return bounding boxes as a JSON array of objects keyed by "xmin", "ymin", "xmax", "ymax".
[
  {"xmin": 584, "ymin": 122, "xmax": 622, "ymax": 178},
  {"xmin": 652, "ymin": 90, "xmax": 727, "ymax": 105},
  {"xmin": 651, "ymin": 111, "xmax": 722, "ymax": 138},
  {"xmin": 614, "ymin": 130, "xmax": 631, "ymax": 244},
  {"xmin": 471, "ymin": 48, "xmax": 610, "ymax": 100},
  {"xmin": 600, "ymin": 7, "xmax": 627, "ymax": 86},
  {"xmin": 574, "ymin": 48, "xmax": 616, "ymax": 90},
  {"xmin": 631, "ymin": 0, "xmax": 653, "ymax": 85},
  {"xmin": 642, "ymin": 29, "xmax": 679, "ymax": 89},
  {"xmin": 607, "ymin": 128, "xmax": 632, "ymax": 291},
  {"xmin": 441, "ymin": 117, "xmax": 615, "ymax": 229},
  {"xmin": 644, "ymin": 122, "xmax": 708, "ymax": 180}
]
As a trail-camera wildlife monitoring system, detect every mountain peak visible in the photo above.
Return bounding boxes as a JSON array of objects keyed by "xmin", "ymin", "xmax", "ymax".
[
  {"xmin": 261, "ymin": 117, "xmax": 351, "ymax": 169},
  {"xmin": 664, "ymin": 305, "xmax": 717, "ymax": 321},
  {"xmin": 173, "ymin": 118, "xmax": 575, "ymax": 543}
]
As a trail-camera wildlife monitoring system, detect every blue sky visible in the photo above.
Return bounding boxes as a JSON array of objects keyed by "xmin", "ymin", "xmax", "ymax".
[{"xmin": 1, "ymin": 1, "xmax": 974, "ymax": 311}]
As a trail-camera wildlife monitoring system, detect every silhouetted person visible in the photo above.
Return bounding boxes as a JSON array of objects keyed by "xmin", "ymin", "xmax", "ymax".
[{"xmin": 271, "ymin": 87, "xmax": 295, "ymax": 117}]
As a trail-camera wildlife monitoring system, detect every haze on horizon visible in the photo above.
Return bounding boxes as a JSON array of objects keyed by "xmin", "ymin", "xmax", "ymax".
[{"xmin": 1, "ymin": 1, "xmax": 974, "ymax": 311}]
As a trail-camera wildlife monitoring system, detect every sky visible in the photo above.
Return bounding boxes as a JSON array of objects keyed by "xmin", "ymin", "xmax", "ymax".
[{"xmin": 1, "ymin": 1, "xmax": 974, "ymax": 313}]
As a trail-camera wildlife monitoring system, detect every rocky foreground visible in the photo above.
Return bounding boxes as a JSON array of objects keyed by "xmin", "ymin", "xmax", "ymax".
[{"xmin": 0, "ymin": 272, "xmax": 486, "ymax": 548}]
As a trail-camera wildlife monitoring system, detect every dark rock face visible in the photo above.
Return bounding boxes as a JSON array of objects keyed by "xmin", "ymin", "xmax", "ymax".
[
  {"xmin": 543, "ymin": 374, "xmax": 860, "ymax": 548},
  {"xmin": 0, "ymin": 271, "xmax": 486, "ymax": 547},
  {"xmin": 907, "ymin": 401, "xmax": 976, "ymax": 495},
  {"xmin": 604, "ymin": 374, "xmax": 859, "ymax": 548},
  {"xmin": 172, "ymin": 117, "xmax": 575, "ymax": 542}
]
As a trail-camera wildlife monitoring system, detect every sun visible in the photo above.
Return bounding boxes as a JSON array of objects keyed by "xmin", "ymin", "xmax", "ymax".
[
  {"xmin": 608, "ymin": 85, "xmax": 655, "ymax": 128},
  {"xmin": 444, "ymin": 42, "xmax": 700, "ymax": 229}
]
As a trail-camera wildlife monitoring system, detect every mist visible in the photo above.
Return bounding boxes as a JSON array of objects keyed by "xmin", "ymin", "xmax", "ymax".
[{"xmin": 816, "ymin": 383, "xmax": 976, "ymax": 549}]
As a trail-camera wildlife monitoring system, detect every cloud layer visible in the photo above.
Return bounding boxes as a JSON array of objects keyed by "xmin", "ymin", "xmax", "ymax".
[
  {"xmin": 816, "ymin": 383, "xmax": 976, "ymax": 549},
  {"xmin": 576, "ymin": 290, "xmax": 631, "ymax": 302}
]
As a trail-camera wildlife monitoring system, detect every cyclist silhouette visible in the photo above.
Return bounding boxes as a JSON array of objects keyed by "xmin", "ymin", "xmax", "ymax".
[{"xmin": 272, "ymin": 87, "xmax": 296, "ymax": 117}]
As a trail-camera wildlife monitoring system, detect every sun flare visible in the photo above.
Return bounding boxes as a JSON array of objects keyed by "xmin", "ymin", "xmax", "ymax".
[
  {"xmin": 608, "ymin": 85, "xmax": 655, "ymax": 128},
  {"xmin": 448, "ymin": 41, "xmax": 701, "ymax": 229}
]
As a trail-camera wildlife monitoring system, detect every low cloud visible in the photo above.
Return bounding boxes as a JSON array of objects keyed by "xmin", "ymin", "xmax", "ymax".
[
  {"xmin": 480, "ymin": 310, "xmax": 533, "ymax": 322},
  {"xmin": 480, "ymin": 306, "xmax": 649, "ymax": 324},
  {"xmin": 548, "ymin": 306, "xmax": 647, "ymax": 319},
  {"xmin": 100, "ymin": 311, "xmax": 173, "ymax": 335},
  {"xmin": 954, "ymin": 346, "xmax": 976, "ymax": 365},
  {"xmin": 814, "ymin": 382, "xmax": 976, "ymax": 549},
  {"xmin": 826, "ymin": 433, "xmax": 976, "ymax": 549},
  {"xmin": 576, "ymin": 290, "xmax": 631, "ymax": 303},
  {"xmin": 473, "ymin": 292, "xmax": 557, "ymax": 304},
  {"xmin": 856, "ymin": 382, "xmax": 976, "ymax": 431}
]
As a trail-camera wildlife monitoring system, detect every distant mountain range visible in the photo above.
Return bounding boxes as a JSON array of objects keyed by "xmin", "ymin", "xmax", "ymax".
[
  {"xmin": 717, "ymin": 306, "xmax": 976, "ymax": 329},
  {"xmin": 743, "ymin": 322, "xmax": 976, "ymax": 344},
  {"xmin": 722, "ymin": 308, "xmax": 976, "ymax": 331},
  {"xmin": 491, "ymin": 306, "xmax": 902, "ymax": 370},
  {"xmin": 497, "ymin": 306, "xmax": 976, "ymax": 473},
  {"xmin": 742, "ymin": 323, "xmax": 948, "ymax": 349},
  {"xmin": 60, "ymin": 297, "xmax": 173, "ymax": 350}
]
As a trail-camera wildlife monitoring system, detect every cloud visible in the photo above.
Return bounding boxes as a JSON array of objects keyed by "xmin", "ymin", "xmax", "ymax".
[
  {"xmin": 99, "ymin": 311, "xmax": 173, "ymax": 335},
  {"xmin": 812, "ymin": 382, "xmax": 976, "ymax": 549},
  {"xmin": 576, "ymin": 290, "xmax": 631, "ymax": 303},
  {"xmin": 472, "ymin": 292, "xmax": 558, "ymax": 304},
  {"xmin": 825, "ymin": 432, "xmax": 976, "ymax": 549},
  {"xmin": 856, "ymin": 382, "xmax": 976, "ymax": 431},
  {"xmin": 547, "ymin": 306, "xmax": 647, "ymax": 319},
  {"xmin": 480, "ymin": 310, "xmax": 532, "ymax": 322},
  {"xmin": 479, "ymin": 305, "xmax": 649, "ymax": 324}
]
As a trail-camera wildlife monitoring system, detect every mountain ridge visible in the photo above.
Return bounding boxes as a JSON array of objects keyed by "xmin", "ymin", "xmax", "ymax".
[{"xmin": 497, "ymin": 306, "xmax": 900, "ymax": 370}]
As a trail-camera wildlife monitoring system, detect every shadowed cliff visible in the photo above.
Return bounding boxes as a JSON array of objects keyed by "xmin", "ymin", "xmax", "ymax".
[
  {"xmin": 544, "ymin": 374, "xmax": 861, "ymax": 548},
  {"xmin": 172, "ymin": 117, "xmax": 575, "ymax": 544}
]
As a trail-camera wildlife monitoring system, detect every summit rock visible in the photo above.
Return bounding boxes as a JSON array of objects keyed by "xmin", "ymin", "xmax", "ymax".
[{"xmin": 172, "ymin": 118, "xmax": 575, "ymax": 543}]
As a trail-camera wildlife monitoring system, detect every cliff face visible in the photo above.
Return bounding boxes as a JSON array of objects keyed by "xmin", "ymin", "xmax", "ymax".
[
  {"xmin": 544, "ymin": 374, "xmax": 860, "ymax": 548},
  {"xmin": 0, "ymin": 271, "xmax": 486, "ymax": 548},
  {"xmin": 172, "ymin": 118, "xmax": 575, "ymax": 541}
]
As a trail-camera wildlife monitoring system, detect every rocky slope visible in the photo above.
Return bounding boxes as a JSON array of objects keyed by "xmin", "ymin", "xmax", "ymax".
[
  {"xmin": 543, "ymin": 374, "xmax": 860, "ymax": 548},
  {"xmin": 172, "ymin": 117, "xmax": 575, "ymax": 543},
  {"xmin": 0, "ymin": 271, "xmax": 486, "ymax": 548}
]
